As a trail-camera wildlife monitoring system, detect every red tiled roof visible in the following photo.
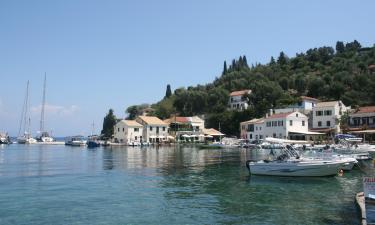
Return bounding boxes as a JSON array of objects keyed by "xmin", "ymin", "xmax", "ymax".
[
  {"xmin": 266, "ymin": 112, "xmax": 293, "ymax": 119},
  {"xmin": 353, "ymin": 106, "xmax": 375, "ymax": 114},
  {"xmin": 230, "ymin": 90, "xmax": 251, "ymax": 96}
]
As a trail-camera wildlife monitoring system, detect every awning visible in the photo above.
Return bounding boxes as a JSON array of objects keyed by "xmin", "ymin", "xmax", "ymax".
[
  {"xmin": 349, "ymin": 129, "xmax": 375, "ymax": 134},
  {"xmin": 158, "ymin": 136, "xmax": 165, "ymax": 139},
  {"xmin": 150, "ymin": 135, "xmax": 157, "ymax": 138},
  {"xmin": 182, "ymin": 134, "xmax": 190, "ymax": 138},
  {"xmin": 289, "ymin": 131, "xmax": 325, "ymax": 135},
  {"xmin": 205, "ymin": 135, "xmax": 213, "ymax": 138}
]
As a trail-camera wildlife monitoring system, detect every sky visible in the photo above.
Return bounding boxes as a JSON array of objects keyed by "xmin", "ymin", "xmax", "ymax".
[{"xmin": 0, "ymin": 0, "xmax": 374, "ymax": 136}]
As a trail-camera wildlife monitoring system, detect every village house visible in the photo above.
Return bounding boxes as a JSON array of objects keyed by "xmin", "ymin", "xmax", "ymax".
[
  {"xmin": 113, "ymin": 120, "xmax": 143, "ymax": 144},
  {"xmin": 311, "ymin": 100, "xmax": 350, "ymax": 136},
  {"xmin": 228, "ymin": 89, "xmax": 252, "ymax": 111},
  {"xmin": 240, "ymin": 118, "xmax": 264, "ymax": 141},
  {"xmin": 136, "ymin": 116, "xmax": 169, "ymax": 143}
]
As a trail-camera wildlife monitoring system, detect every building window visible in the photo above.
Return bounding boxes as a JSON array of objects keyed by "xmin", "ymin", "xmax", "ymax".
[
  {"xmin": 266, "ymin": 122, "xmax": 271, "ymax": 127},
  {"xmin": 279, "ymin": 133, "xmax": 282, "ymax": 138},
  {"xmin": 123, "ymin": 128, "xmax": 125, "ymax": 132},
  {"xmin": 272, "ymin": 121, "xmax": 277, "ymax": 127},
  {"xmin": 163, "ymin": 127, "xmax": 166, "ymax": 131},
  {"xmin": 134, "ymin": 128, "xmax": 139, "ymax": 132},
  {"xmin": 118, "ymin": 128, "xmax": 120, "ymax": 132},
  {"xmin": 255, "ymin": 134, "xmax": 258, "ymax": 139},
  {"xmin": 316, "ymin": 111, "xmax": 323, "ymax": 116},
  {"xmin": 302, "ymin": 121, "xmax": 305, "ymax": 126},
  {"xmin": 256, "ymin": 126, "xmax": 258, "ymax": 131},
  {"xmin": 150, "ymin": 126, "xmax": 153, "ymax": 131},
  {"xmin": 289, "ymin": 120, "xmax": 293, "ymax": 126},
  {"xmin": 324, "ymin": 110, "xmax": 332, "ymax": 116},
  {"xmin": 135, "ymin": 136, "xmax": 137, "ymax": 140},
  {"xmin": 296, "ymin": 113, "xmax": 298, "ymax": 117},
  {"xmin": 278, "ymin": 121, "xmax": 282, "ymax": 126},
  {"xmin": 248, "ymin": 124, "xmax": 254, "ymax": 132},
  {"xmin": 250, "ymin": 134, "xmax": 253, "ymax": 139},
  {"xmin": 326, "ymin": 121, "xmax": 331, "ymax": 126},
  {"xmin": 260, "ymin": 135, "xmax": 263, "ymax": 139},
  {"xmin": 273, "ymin": 133, "xmax": 276, "ymax": 138},
  {"xmin": 318, "ymin": 121, "xmax": 322, "ymax": 127}
]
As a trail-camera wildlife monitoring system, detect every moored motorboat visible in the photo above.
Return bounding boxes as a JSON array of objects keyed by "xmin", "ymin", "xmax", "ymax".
[
  {"xmin": 87, "ymin": 135, "xmax": 100, "ymax": 148},
  {"xmin": 65, "ymin": 136, "xmax": 87, "ymax": 146},
  {"xmin": 246, "ymin": 159, "xmax": 344, "ymax": 177}
]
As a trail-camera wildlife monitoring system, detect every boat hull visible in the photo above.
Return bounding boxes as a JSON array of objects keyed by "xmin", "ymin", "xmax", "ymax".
[{"xmin": 247, "ymin": 161, "xmax": 343, "ymax": 177}]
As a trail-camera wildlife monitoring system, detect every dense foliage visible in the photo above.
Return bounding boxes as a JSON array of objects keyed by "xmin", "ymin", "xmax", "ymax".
[
  {"xmin": 101, "ymin": 109, "xmax": 117, "ymax": 138},
  {"xmin": 127, "ymin": 40, "xmax": 375, "ymax": 136}
]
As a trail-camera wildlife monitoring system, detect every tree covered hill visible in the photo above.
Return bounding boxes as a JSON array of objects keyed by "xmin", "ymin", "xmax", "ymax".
[{"xmin": 128, "ymin": 40, "xmax": 375, "ymax": 136}]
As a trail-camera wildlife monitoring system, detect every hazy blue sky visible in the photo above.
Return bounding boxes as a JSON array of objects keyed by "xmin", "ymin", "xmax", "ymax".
[{"xmin": 0, "ymin": 0, "xmax": 374, "ymax": 136}]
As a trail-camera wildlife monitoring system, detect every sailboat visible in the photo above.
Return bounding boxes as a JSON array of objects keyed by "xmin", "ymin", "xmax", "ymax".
[
  {"xmin": 17, "ymin": 81, "xmax": 37, "ymax": 144},
  {"xmin": 87, "ymin": 122, "xmax": 100, "ymax": 148},
  {"xmin": 36, "ymin": 74, "xmax": 54, "ymax": 142}
]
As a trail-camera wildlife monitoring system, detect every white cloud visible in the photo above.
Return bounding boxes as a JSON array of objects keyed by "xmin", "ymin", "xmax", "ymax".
[{"xmin": 31, "ymin": 104, "xmax": 79, "ymax": 117}]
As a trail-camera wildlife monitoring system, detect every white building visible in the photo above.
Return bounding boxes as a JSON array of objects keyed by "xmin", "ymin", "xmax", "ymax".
[
  {"xmin": 190, "ymin": 116, "xmax": 205, "ymax": 132},
  {"xmin": 113, "ymin": 120, "xmax": 143, "ymax": 143},
  {"xmin": 136, "ymin": 116, "xmax": 169, "ymax": 143},
  {"xmin": 228, "ymin": 89, "xmax": 252, "ymax": 110},
  {"xmin": 240, "ymin": 112, "xmax": 311, "ymax": 141},
  {"xmin": 240, "ymin": 118, "xmax": 264, "ymax": 141},
  {"xmin": 311, "ymin": 101, "xmax": 350, "ymax": 135},
  {"xmin": 274, "ymin": 96, "xmax": 319, "ymax": 114},
  {"xmin": 264, "ymin": 112, "xmax": 309, "ymax": 140}
]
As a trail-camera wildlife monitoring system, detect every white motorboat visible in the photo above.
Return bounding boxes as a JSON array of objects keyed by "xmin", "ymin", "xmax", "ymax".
[
  {"xmin": 246, "ymin": 142, "xmax": 344, "ymax": 177},
  {"xmin": 65, "ymin": 136, "xmax": 87, "ymax": 146},
  {"xmin": 246, "ymin": 159, "xmax": 344, "ymax": 177}
]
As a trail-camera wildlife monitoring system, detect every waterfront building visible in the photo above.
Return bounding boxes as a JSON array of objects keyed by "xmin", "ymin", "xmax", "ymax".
[
  {"xmin": 228, "ymin": 89, "xmax": 252, "ymax": 111},
  {"xmin": 264, "ymin": 112, "xmax": 309, "ymax": 140},
  {"xmin": 240, "ymin": 112, "xmax": 315, "ymax": 141},
  {"xmin": 164, "ymin": 116, "xmax": 205, "ymax": 141},
  {"xmin": 240, "ymin": 118, "xmax": 264, "ymax": 141},
  {"xmin": 311, "ymin": 101, "xmax": 350, "ymax": 136},
  {"xmin": 113, "ymin": 120, "xmax": 143, "ymax": 144},
  {"xmin": 136, "ymin": 116, "xmax": 168, "ymax": 143},
  {"xmin": 348, "ymin": 106, "xmax": 375, "ymax": 129}
]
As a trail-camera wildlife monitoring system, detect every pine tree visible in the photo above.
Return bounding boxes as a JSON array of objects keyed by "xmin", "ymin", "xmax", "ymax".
[
  {"xmin": 270, "ymin": 56, "xmax": 276, "ymax": 65},
  {"xmin": 335, "ymin": 41, "xmax": 345, "ymax": 54}
]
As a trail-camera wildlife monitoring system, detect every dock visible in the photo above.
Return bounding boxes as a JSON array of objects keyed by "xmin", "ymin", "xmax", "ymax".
[
  {"xmin": 32, "ymin": 142, "xmax": 65, "ymax": 145},
  {"xmin": 356, "ymin": 192, "xmax": 375, "ymax": 225}
]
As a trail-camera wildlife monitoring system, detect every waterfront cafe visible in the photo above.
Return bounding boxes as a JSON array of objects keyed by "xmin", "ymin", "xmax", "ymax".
[{"xmin": 203, "ymin": 128, "xmax": 225, "ymax": 142}]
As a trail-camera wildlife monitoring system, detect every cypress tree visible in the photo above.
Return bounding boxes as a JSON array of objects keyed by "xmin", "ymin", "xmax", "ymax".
[
  {"xmin": 165, "ymin": 84, "xmax": 172, "ymax": 98},
  {"xmin": 243, "ymin": 55, "xmax": 248, "ymax": 67},
  {"xmin": 101, "ymin": 109, "xmax": 117, "ymax": 138},
  {"xmin": 222, "ymin": 61, "xmax": 227, "ymax": 75}
]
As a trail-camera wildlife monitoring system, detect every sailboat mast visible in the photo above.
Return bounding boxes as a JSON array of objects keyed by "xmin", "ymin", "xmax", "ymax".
[
  {"xmin": 40, "ymin": 73, "xmax": 46, "ymax": 133},
  {"xmin": 18, "ymin": 81, "xmax": 29, "ymax": 137},
  {"xmin": 25, "ymin": 81, "xmax": 29, "ymax": 135}
]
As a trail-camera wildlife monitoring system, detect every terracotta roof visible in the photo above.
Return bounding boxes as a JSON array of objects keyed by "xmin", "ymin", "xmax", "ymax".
[
  {"xmin": 266, "ymin": 112, "xmax": 293, "ymax": 119},
  {"xmin": 120, "ymin": 120, "xmax": 143, "ymax": 127},
  {"xmin": 315, "ymin": 101, "xmax": 341, "ymax": 108},
  {"xmin": 203, "ymin": 128, "xmax": 225, "ymax": 136},
  {"xmin": 229, "ymin": 89, "xmax": 251, "ymax": 97},
  {"xmin": 137, "ymin": 116, "xmax": 167, "ymax": 126},
  {"xmin": 301, "ymin": 96, "xmax": 319, "ymax": 102},
  {"xmin": 353, "ymin": 106, "xmax": 375, "ymax": 114}
]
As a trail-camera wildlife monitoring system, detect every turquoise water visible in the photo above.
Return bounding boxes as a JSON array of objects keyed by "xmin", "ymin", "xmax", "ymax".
[{"xmin": 0, "ymin": 144, "xmax": 374, "ymax": 225}]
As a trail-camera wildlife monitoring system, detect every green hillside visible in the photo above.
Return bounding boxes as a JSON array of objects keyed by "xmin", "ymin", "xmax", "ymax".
[{"xmin": 131, "ymin": 40, "xmax": 375, "ymax": 136}]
